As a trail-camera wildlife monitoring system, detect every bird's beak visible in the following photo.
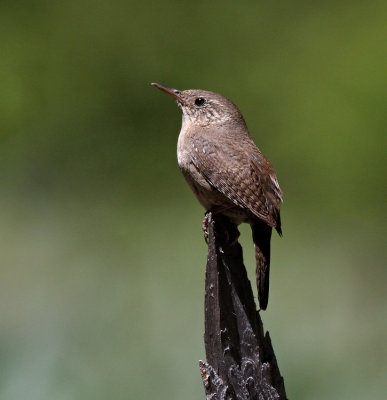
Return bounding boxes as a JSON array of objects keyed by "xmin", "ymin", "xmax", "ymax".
[{"xmin": 151, "ymin": 83, "xmax": 187, "ymax": 105}]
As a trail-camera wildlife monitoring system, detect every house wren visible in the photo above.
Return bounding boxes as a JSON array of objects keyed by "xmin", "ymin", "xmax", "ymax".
[{"xmin": 151, "ymin": 83, "xmax": 282, "ymax": 310}]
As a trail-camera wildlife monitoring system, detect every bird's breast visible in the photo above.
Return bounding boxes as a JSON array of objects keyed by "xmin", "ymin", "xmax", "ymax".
[
  {"xmin": 177, "ymin": 128, "xmax": 193, "ymax": 170},
  {"xmin": 177, "ymin": 144, "xmax": 190, "ymax": 171}
]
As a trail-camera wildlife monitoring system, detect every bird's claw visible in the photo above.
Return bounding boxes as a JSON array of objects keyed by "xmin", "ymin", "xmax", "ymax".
[
  {"xmin": 202, "ymin": 213, "xmax": 210, "ymax": 244},
  {"xmin": 202, "ymin": 211, "xmax": 240, "ymax": 246}
]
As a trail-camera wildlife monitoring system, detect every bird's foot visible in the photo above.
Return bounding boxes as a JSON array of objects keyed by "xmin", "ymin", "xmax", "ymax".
[
  {"xmin": 202, "ymin": 213, "xmax": 210, "ymax": 244},
  {"xmin": 202, "ymin": 209, "xmax": 240, "ymax": 246},
  {"xmin": 202, "ymin": 207, "xmax": 227, "ymax": 243}
]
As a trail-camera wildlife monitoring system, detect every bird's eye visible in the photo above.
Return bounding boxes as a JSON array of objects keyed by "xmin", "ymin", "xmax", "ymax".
[{"xmin": 195, "ymin": 97, "xmax": 205, "ymax": 106}]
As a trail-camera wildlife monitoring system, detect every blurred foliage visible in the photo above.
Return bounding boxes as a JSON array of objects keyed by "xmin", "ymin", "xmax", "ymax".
[{"xmin": 0, "ymin": 1, "xmax": 386, "ymax": 399}]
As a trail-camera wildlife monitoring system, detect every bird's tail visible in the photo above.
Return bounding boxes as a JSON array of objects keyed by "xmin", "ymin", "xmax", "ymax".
[{"xmin": 251, "ymin": 222, "xmax": 272, "ymax": 310}]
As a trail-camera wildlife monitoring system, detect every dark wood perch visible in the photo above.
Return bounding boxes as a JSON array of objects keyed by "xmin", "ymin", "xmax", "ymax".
[{"xmin": 199, "ymin": 213, "xmax": 287, "ymax": 400}]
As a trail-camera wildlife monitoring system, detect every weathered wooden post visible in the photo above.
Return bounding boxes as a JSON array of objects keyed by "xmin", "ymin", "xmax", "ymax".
[{"xmin": 199, "ymin": 213, "xmax": 287, "ymax": 399}]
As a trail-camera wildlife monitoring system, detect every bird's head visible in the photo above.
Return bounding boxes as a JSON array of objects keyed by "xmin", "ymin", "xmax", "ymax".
[{"xmin": 151, "ymin": 83, "xmax": 246, "ymax": 129}]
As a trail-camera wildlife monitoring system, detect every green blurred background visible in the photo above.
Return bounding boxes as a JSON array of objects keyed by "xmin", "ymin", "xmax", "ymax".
[{"xmin": 0, "ymin": 1, "xmax": 385, "ymax": 399}]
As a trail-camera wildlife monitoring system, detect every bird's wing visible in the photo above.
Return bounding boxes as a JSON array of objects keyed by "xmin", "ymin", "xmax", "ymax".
[{"xmin": 191, "ymin": 136, "xmax": 282, "ymax": 230}]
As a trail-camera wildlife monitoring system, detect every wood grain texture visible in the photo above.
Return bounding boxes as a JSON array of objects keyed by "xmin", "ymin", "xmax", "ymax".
[{"xmin": 200, "ymin": 213, "xmax": 287, "ymax": 400}]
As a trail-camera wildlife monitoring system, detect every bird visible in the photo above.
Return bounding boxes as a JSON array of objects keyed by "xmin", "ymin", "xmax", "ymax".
[{"xmin": 151, "ymin": 83, "xmax": 283, "ymax": 310}]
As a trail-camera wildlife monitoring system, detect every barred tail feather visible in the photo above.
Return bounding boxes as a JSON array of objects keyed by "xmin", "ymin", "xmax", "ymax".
[{"xmin": 251, "ymin": 222, "xmax": 272, "ymax": 310}]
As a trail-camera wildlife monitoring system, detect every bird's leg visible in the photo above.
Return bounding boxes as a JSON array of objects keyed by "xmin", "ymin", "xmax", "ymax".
[
  {"xmin": 202, "ymin": 206, "xmax": 229, "ymax": 243},
  {"xmin": 202, "ymin": 206, "xmax": 240, "ymax": 246},
  {"xmin": 202, "ymin": 208, "xmax": 225, "ymax": 243},
  {"xmin": 227, "ymin": 223, "xmax": 240, "ymax": 246}
]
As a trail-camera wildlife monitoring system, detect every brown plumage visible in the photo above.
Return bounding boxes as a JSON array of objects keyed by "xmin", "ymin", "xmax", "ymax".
[{"xmin": 152, "ymin": 83, "xmax": 282, "ymax": 310}]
